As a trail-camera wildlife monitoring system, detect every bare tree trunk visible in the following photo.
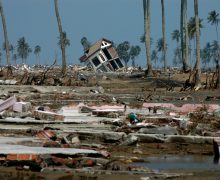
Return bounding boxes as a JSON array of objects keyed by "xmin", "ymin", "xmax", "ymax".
[
  {"xmin": 161, "ymin": 0, "xmax": 167, "ymax": 72},
  {"xmin": 54, "ymin": 0, "xmax": 66, "ymax": 76},
  {"xmin": 194, "ymin": 0, "xmax": 201, "ymax": 87},
  {"xmin": 143, "ymin": 0, "xmax": 152, "ymax": 76},
  {"xmin": 183, "ymin": 0, "xmax": 190, "ymax": 71},
  {"xmin": 0, "ymin": 0, "xmax": 10, "ymax": 65}
]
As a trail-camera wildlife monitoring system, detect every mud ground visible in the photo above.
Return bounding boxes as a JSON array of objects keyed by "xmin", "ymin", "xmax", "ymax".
[{"xmin": 0, "ymin": 73, "xmax": 220, "ymax": 179}]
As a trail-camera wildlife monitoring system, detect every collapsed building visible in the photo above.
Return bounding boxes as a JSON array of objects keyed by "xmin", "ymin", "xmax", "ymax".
[{"xmin": 79, "ymin": 38, "xmax": 124, "ymax": 72}]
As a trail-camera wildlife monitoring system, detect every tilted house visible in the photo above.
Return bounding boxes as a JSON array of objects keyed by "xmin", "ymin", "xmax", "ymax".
[{"xmin": 79, "ymin": 38, "xmax": 124, "ymax": 72}]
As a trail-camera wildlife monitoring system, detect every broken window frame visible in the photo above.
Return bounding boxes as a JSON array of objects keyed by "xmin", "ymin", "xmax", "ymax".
[
  {"xmin": 109, "ymin": 60, "xmax": 119, "ymax": 70},
  {"xmin": 115, "ymin": 58, "xmax": 124, "ymax": 68},
  {"xmin": 91, "ymin": 56, "xmax": 101, "ymax": 67},
  {"xmin": 102, "ymin": 48, "xmax": 112, "ymax": 60}
]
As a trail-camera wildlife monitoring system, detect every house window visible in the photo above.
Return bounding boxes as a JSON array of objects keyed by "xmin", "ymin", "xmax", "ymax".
[
  {"xmin": 115, "ymin": 58, "xmax": 124, "ymax": 68},
  {"xmin": 107, "ymin": 63, "xmax": 113, "ymax": 71},
  {"xmin": 110, "ymin": 60, "xmax": 118, "ymax": 70},
  {"xmin": 99, "ymin": 54, "xmax": 106, "ymax": 62},
  {"xmin": 92, "ymin": 57, "xmax": 101, "ymax": 67},
  {"xmin": 102, "ymin": 48, "xmax": 112, "ymax": 60}
]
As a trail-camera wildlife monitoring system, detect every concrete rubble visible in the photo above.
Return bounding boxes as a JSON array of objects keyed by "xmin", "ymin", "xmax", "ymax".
[{"xmin": 0, "ymin": 66, "xmax": 220, "ymax": 179}]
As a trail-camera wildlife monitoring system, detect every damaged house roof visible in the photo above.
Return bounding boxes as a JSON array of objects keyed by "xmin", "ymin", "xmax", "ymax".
[
  {"xmin": 79, "ymin": 38, "xmax": 124, "ymax": 72},
  {"xmin": 80, "ymin": 38, "xmax": 112, "ymax": 62}
]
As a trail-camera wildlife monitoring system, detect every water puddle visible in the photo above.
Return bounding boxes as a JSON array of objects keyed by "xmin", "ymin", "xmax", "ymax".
[{"xmin": 133, "ymin": 155, "xmax": 220, "ymax": 172}]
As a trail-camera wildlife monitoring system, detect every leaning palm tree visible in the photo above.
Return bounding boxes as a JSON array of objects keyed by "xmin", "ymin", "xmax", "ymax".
[
  {"xmin": 180, "ymin": 0, "xmax": 190, "ymax": 72},
  {"xmin": 143, "ymin": 0, "xmax": 153, "ymax": 76},
  {"xmin": 34, "ymin": 45, "xmax": 41, "ymax": 64},
  {"xmin": 193, "ymin": 0, "xmax": 201, "ymax": 87},
  {"xmin": 0, "ymin": 0, "xmax": 10, "ymax": 65},
  {"xmin": 161, "ymin": 0, "xmax": 167, "ymax": 72},
  {"xmin": 207, "ymin": 10, "xmax": 220, "ymax": 41},
  {"xmin": 54, "ymin": 0, "xmax": 66, "ymax": 75}
]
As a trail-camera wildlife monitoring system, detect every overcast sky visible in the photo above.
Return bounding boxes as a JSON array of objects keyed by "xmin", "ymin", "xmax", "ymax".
[{"xmin": 0, "ymin": 0, "xmax": 219, "ymax": 67}]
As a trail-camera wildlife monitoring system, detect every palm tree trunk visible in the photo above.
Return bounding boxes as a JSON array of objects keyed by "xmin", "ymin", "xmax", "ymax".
[
  {"xmin": 54, "ymin": 0, "xmax": 66, "ymax": 76},
  {"xmin": 216, "ymin": 24, "xmax": 219, "ymax": 41},
  {"xmin": 143, "ymin": 0, "xmax": 152, "ymax": 76},
  {"xmin": 161, "ymin": 0, "xmax": 167, "ymax": 72},
  {"xmin": 0, "ymin": 0, "xmax": 10, "ymax": 65},
  {"xmin": 183, "ymin": 0, "xmax": 190, "ymax": 71},
  {"xmin": 194, "ymin": 0, "xmax": 201, "ymax": 86},
  {"xmin": 180, "ymin": 0, "xmax": 184, "ymax": 68},
  {"xmin": 215, "ymin": 24, "xmax": 220, "ymax": 89}
]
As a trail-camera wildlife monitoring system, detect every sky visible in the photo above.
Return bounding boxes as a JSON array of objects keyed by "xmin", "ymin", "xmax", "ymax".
[{"xmin": 0, "ymin": 0, "xmax": 219, "ymax": 68}]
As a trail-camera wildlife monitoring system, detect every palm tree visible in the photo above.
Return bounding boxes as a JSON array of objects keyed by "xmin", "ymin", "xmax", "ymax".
[
  {"xmin": 151, "ymin": 50, "xmax": 158, "ymax": 68},
  {"xmin": 81, "ymin": 37, "xmax": 91, "ymax": 51},
  {"xmin": 180, "ymin": 0, "xmax": 190, "ymax": 72},
  {"xmin": 156, "ymin": 38, "xmax": 164, "ymax": 53},
  {"xmin": 143, "ymin": 0, "xmax": 153, "ymax": 76},
  {"xmin": 129, "ymin": 45, "xmax": 141, "ymax": 67},
  {"xmin": 58, "ymin": 32, "xmax": 70, "ymax": 48},
  {"xmin": 12, "ymin": 54, "xmax": 17, "ymax": 64},
  {"xmin": 207, "ymin": 10, "xmax": 220, "ymax": 41},
  {"xmin": 211, "ymin": 40, "xmax": 220, "ymax": 64},
  {"xmin": 34, "ymin": 45, "xmax": 41, "ymax": 64},
  {"xmin": 203, "ymin": 42, "xmax": 212, "ymax": 67},
  {"xmin": 173, "ymin": 47, "xmax": 182, "ymax": 66},
  {"xmin": 211, "ymin": 40, "xmax": 220, "ymax": 88},
  {"xmin": 171, "ymin": 29, "xmax": 181, "ymax": 46},
  {"xmin": 17, "ymin": 37, "xmax": 32, "ymax": 64},
  {"xmin": 201, "ymin": 42, "xmax": 212, "ymax": 68},
  {"xmin": 116, "ymin": 41, "xmax": 130, "ymax": 68},
  {"xmin": 188, "ymin": 17, "xmax": 203, "ymax": 40},
  {"xmin": 9, "ymin": 44, "xmax": 14, "ymax": 55},
  {"xmin": 171, "ymin": 30, "xmax": 181, "ymax": 66},
  {"xmin": 156, "ymin": 38, "xmax": 168, "ymax": 68},
  {"xmin": 188, "ymin": 16, "xmax": 203, "ymax": 65},
  {"xmin": 161, "ymin": 0, "xmax": 167, "ymax": 72},
  {"xmin": 194, "ymin": 0, "xmax": 201, "ymax": 87},
  {"xmin": 54, "ymin": 0, "xmax": 66, "ymax": 75},
  {"xmin": 0, "ymin": 0, "xmax": 10, "ymax": 65}
]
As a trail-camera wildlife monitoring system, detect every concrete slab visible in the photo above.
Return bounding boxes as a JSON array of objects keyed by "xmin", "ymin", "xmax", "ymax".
[{"xmin": 0, "ymin": 144, "xmax": 100, "ymax": 155}]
